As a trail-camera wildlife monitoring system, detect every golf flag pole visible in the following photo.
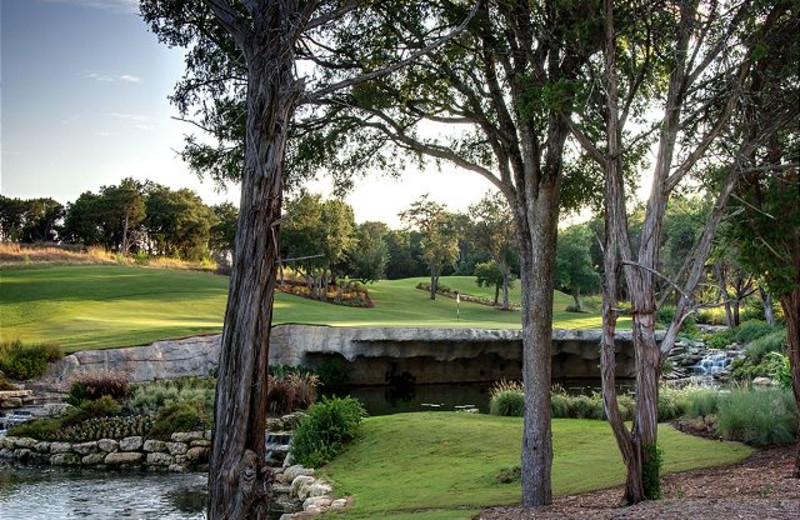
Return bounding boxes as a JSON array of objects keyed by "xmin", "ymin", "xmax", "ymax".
[{"xmin": 456, "ymin": 292, "xmax": 460, "ymax": 321}]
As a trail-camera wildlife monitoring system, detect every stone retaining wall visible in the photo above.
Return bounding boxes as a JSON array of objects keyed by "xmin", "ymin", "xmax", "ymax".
[{"xmin": 0, "ymin": 430, "xmax": 211, "ymax": 472}]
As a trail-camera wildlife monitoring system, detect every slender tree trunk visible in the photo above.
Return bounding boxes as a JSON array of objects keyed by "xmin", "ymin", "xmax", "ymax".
[
  {"xmin": 733, "ymin": 299, "xmax": 741, "ymax": 327},
  {"xmin": 430, "ymin": 269, "xmax": 436, "ymax": 300},
  {"xmin": 494, "ymin": 284, "xmax": 500, "ymax": 306},
  {"xmin": 716, "ymin": 263, "xmax": 734, "ymax": 328},
  {"xmin": 761, "ymin": 286, "xmax": 776, "ymax": 326},
  {"xmin": 518, "ymin": 181, "xmax": 559, "ymax": 507},
  {"xmin": 122, "ymin": 213, "xmax": 130, "ymax": 255},
  {"xmin": 207, "ymin": 46, "xmax": 298, "ymax": 519},
  {"xmin": 502, "ymin": 271, "xmax": 510, "ymax": 310},
  {"xmin": 780, "ymin": 288, "xmax": 800, "ymax": 477}
]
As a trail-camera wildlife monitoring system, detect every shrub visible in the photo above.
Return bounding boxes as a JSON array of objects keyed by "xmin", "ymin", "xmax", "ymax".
[
  {"xmin": 770, "ymin": 352, "xmax": 793, "ymax": 390},
  {"xmin": 658, "ymin": 385, "xmax": 694, "ymax": 421},
  {"xmin": 67, "ymin": 370, "xmax": 130, "ymax": 405},
  {"xmin": 489, "ymin": 380, "xmax": 525, "ymax": 417},
  {"xmin": 715, "ymin": 388, "xmax": 796, "ymax": 446},
  {"xmin": 704, "ymin": 328, "xmax": 737, "ymax": 349},
  {"xmin": 745, "ymin": 329, "xmax": 786, "ymax": 365},
  {"xmin": 550, "ymin": 387, "xmax": 573, "ymax": 418},
  {"xmin": 735, "ymin": 320, "xmax": 778, "ymax": 345},
  {"xmin": 0, "ymin": 376, "xmax": 14, "ymax": 391},
  {"xmin": 150, "ymin": 400, "xmax": 210, "ymax": 438},
  {"xmin": 290, "ymin": 396, "xmax": 367, "ymax": 468},
  {"xmin": 0, "ymin": 340, "xmax": 63, "ymax": 380}
]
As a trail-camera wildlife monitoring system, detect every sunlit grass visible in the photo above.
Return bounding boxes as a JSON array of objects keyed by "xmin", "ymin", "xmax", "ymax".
[
  {"xmin": 1, "ymin": 265, "xmax": 622, "ymax": 352},
  {"xmin": 318, "ymin": 413, "xmax": 753, "ymax": 520}
]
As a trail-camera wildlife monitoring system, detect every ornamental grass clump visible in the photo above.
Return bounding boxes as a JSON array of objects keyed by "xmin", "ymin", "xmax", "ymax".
[
  {"xmin": 290, "ymin": 396, "xmax": 367, "ymax": 468},
  {"xmin": 715, "ymin": 387, "xmax": 796, "ymax": 446},
  {"xmin": 489, "ymin": 380, "xmax": 525, "ymax": 417},
  {"xmin": 67, "ymin": 370, "xmax": 130, "ymax": 405}
]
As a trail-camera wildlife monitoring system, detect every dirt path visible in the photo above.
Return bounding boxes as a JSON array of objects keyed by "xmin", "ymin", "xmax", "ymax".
[{"xmin": 477, "ymin": 447, "xmax": 800, "ymax": 519}]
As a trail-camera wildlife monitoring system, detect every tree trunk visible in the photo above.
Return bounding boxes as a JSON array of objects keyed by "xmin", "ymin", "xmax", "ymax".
[
  {"xmin": 517, "ymin": 181, "xmax": 559, "ymax": 507},
  {"xmin": 733, "ymin": 299, "xmax": 741, "ymax": 327},
  {"xmin": 207, "ymin": 49, "xmax": 297, "ymax": 519},
  {"xmin": 779, "ymin": 289, "xmax": 800, "ymax": 477},
  {"xmin": 716, "ymin": 262, "xmax": 734, "ymax": 328},
  {"xmin": 430, "ymin": 269, "xmax": 437, "ymax": 300},
  {"xmin": 761, "ymin": 286, "xmax": 776, "ymax": 326},
  {"xmin": 572, "ymin": 289, "xmax": 583, "ymax": 312},
  {"xmin": 502, "ymin": 271, "xmax": 510, "ymax": 310},
  {"xmin": 494, "ymin": 284, "xmax": 500, "ymax": 306},
  {"xmin": 121, "ymin": 213, "xmax": 130, "ymax": 255}
]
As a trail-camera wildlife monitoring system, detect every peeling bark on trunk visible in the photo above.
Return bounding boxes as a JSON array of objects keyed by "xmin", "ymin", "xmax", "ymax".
[{"xmin": 207, "ymin": 39, "xmax": 297, "ymax": 520}]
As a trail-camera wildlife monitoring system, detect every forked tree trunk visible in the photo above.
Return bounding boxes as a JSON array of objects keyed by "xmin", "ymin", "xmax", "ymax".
[
  {"xmin": 207, "ymin": 46, "xmax": 297, "ymax": 519},
  {"xmin": 780, "ymin": 287, "xmax": 800, "ymax": 477}
]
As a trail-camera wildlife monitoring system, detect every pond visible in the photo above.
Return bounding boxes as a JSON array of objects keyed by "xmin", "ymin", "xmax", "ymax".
[
  {"xmin": 340, "ymin": 379, "xmax": 634, "ymax": 416},
  {"xmin": 0, "ymin": 466, "xmax": 207, "ymax": 520}
]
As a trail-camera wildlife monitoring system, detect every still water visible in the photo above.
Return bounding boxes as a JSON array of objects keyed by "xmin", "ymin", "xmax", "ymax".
[{"xmin": 0, "ymin": 466, "xmax": 207, "ymax": 520}]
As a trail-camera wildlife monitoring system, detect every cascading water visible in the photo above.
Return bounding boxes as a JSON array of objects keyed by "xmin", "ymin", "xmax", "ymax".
[{"xmin": 693, "ymin": 351, "xmax": 730, "ymax": 376}]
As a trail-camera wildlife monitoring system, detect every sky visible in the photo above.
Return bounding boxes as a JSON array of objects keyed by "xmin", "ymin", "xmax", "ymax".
[{"xmin": 0, "ymin": 0, "xmax": 500, "ymax": 228}]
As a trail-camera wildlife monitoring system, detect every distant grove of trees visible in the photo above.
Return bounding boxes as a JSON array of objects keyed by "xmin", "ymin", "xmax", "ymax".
[
  {"xmin": 4, "ymin": 182, "xmax": 766, "ymax": 314},
  {"xmin": 0, "ymin": 178, "xmax": 238, "ymax": 263}
]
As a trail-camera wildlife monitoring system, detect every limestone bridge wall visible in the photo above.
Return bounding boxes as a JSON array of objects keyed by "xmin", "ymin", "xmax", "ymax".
[{"xmin": 44, "ymin": 326, "xmax": 641, "ymax": 386}]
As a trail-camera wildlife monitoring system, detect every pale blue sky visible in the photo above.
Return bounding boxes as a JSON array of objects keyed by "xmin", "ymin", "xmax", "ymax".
[{"xmin": 0, "ymin": 0, "xmax": 501, "ymax": 227}]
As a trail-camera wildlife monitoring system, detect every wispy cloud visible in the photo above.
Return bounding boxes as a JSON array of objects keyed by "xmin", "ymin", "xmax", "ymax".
[
  {"xmin": 41, "ymin": 0, "xmax": 138, "ymax": 14},
  {"xmin": 105, "ymin": 112, "xmax": 148, "ymax": 122},
  {"xmin": 86, "ymin": 72, "xmax": 142, "ymax": 83}
]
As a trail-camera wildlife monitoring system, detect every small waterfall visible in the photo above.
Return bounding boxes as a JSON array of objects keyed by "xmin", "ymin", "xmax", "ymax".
[{"xmin": 693, "ymin": 351, "xmax": 730, "ymax": 376}]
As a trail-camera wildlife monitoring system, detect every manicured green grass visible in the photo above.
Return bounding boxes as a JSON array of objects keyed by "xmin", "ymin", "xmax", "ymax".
[
  {"xmin": 319, "ymin": 413, "xmax": 753, "ymax": 520},
  {"xmin": 0, "ymin": 265, "xmax": 618, "ymax": 352}
]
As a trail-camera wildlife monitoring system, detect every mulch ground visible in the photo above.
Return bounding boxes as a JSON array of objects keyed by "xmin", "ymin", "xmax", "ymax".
[{"xmin": 477, "ymin": 446, "xmax": 800, "ymax": 520}]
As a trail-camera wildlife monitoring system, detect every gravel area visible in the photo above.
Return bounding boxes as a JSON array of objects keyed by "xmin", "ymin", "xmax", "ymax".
[{"xmin": 477, "ymin": 446, "xmax": 800, "ymax": 520}]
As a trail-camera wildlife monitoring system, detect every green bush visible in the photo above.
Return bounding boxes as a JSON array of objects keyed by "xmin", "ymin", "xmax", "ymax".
[
  {"xmin": 65, "ymin": 395, "xmax": 122, "ymax": 425},
  {"xmin": 770, "ymin": 352, "xmax": 793, "ymax": 390},
  {"xmin": 0, "ymin": 340, "xmax": 63, "ymax": 380},
  {"xmin": 704, "ymin": 328, "xmax": 737, "ymax": 349},
  {"xmin": 735, "ymin": 320, "xmax": 779, "ymax": 345},
  {"xmin": 0, "ymin": 376, "xmax": 14, "ymax": 391},
  {"xmin": 290, "ymin": 396, "xmax": 367, "ymax": 468},
  {"xmin": 715, "ymin": 388, "xmax": 796, "ymax": 446},
  {"xmin": 150, "ymin": 400, "xmax": 210, "ymax": 438},
  {"xmin": 10, "ymin": 415, "xmax": 153, "ymax": 442},
  {"xmin": 745, "ymin": 329, "xmax": 787, "ymax": 365}
]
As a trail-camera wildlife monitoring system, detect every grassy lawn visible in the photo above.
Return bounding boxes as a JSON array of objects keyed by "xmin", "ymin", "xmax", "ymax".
[
  {"xmin": 319, "ymin": 413, "xmax": 753, "ymax": 520},
  {"xmin": 0, "ymin": 265, "xmax": 621, "ymax": 352}
]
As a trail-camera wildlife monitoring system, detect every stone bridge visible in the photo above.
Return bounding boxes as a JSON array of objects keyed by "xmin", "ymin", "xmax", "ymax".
[{"xmin": 44, "ymin": 325, "xmax": 640, "ymax": 386}]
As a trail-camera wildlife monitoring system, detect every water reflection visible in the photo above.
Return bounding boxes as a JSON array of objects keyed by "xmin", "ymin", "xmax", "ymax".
[{"xmin": 0, "ymin": 466, "xmax": 207, "ymax": 520}]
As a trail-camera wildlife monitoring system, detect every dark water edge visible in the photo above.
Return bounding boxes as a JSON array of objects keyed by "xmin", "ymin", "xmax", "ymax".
[
  {"xmin": 0, "ymin": 466, "xmax": 207, "ymax": 520},
  {"xmin": 337, "ymin": 378, "xmax": 634, "ymax": 416}
]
